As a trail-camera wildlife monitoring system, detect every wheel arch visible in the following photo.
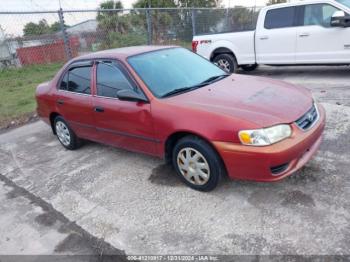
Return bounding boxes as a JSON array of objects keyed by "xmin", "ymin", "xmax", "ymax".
[
  {"xmin": 164, "ymin": 131, "xmax": 227, "ymax": 175},
  {"xmin": 210, "ymin": 47, "xmax": 237, "ymax": 63},
  {"xmin": 49, "ymin": 112, "xmax": 61, "ymax": 134}
]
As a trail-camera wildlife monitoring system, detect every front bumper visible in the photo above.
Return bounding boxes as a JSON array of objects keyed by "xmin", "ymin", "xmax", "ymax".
[{"xmin": 213, "ymin": 104, "xmax": 326, "ymax": 182}]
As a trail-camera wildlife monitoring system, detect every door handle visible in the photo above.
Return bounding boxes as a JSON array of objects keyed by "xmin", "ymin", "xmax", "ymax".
[
  {"xmin": 260, "ymin": 36, "xmax": 269, "ymax": 40},
  {"xmin": 94, "ymin": 106, "xmax": 104, "ymax": 113},
  {"xmin": 57, "ymin": 100, "xmax": 64, "ymax": 105},
  {"xmin": 299, "ymin": 33, "xmax": 310, "ymax": 37}
]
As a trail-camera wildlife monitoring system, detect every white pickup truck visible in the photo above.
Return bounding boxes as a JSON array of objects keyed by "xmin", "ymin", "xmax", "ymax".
[{"xmin": 192, "ymin": 0, "xmax": 350, "ymax": 73}]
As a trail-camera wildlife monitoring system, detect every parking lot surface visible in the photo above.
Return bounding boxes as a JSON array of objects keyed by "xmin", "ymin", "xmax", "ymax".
[{"xmin": 0, "ymin": 66, "xmax": 349, "ymax": 255}]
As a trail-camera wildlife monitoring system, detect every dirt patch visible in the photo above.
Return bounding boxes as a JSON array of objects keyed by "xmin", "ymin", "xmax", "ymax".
[
  {"xmin": 54, "ymin": 233, "xmax": 94, "ymax": 254},
  {"xmin": 247, "ymin": 188, "xmax": 280, "ymax": 208},
  {"xmin": 286, "ymin": 166, "xmax": 320, "ymax": 184},
  {"xmin": 35, "ymin": 212, "xmax": 57, "ymax": 227},
  {"xmin": 281, "ymin": 190, "xmax": 315, "ymax": 207},
  {"xmin": 148, "ymin": 164, "xmax": 182, "ymax": 187},
  {"xmin": 0, "ymin": 112, "xmax": 38, "ymax": 134}
]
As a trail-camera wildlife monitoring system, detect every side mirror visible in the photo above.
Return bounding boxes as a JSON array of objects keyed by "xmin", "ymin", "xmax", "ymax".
[
  {"xmin": 116, "ymin": 89, "xmax": 148, "ymax": 103},
  {"xmin": 331, "ymin": 11, "xmax": 350, "ymax": 27}
]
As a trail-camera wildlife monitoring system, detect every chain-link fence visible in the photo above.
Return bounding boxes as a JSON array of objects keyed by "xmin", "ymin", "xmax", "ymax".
[{"xmin": 0, "ymin": 7, "xmax": 261, "ymax": 69}]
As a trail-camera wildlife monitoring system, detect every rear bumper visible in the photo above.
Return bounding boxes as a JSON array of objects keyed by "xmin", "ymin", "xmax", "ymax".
[{"xmin": 213, "ymin": 104, "xmax": 326, "ymax": 182}]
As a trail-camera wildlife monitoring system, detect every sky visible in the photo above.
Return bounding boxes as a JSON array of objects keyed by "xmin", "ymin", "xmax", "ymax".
[
  {"xmin": 0, "ymin": 0, "xmax": 270, "ymax": 36},
  {"xmin": 0, "ymin": 0, "xmax": 270, "ymax": 11}
]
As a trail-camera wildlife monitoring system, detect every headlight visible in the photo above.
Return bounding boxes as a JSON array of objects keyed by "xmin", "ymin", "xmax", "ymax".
[{"xmin": 239, "ymin": 124, "xmax": 292, "ymax": 146}]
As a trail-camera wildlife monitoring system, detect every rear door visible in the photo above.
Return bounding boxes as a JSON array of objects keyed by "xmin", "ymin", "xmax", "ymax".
[
  {"xmin": 296, "ymin": 3, "xmax": 350, "ymax": 63},
  {"xmin": 56, "ymin": 61, "xmax": 98, "ymax": 140},
  {"xmin": 92, "ymin": 60, "xmax": 157, "ymax": 155},
  {"xmin": 256, "ymin": 6, "xmax": 298, "ymax": 64}
]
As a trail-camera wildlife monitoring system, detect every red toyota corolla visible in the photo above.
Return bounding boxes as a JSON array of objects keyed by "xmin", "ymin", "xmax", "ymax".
[{"xmin": 36, "ymin": 46, "xmax": 325, "ymax": 191}]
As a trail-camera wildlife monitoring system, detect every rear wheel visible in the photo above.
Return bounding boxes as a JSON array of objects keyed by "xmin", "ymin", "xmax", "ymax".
[
  {"xmin": 172, "ymin": 136, "xmax": 225, "ymax": 192},
  {"xmin": 241, "ymin": 64, "xmax": 258, "ymax": 72},
  {"xmin": 54, "ymin": 116, "xmax": 81, "ymax": 150},
  {"xmin": 213, "ymin": 54, "xmax": 238, "ymax": 74}
]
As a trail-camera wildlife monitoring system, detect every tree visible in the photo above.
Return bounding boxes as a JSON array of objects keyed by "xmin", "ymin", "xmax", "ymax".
[
  {"xmin": 224, "ymin": 6, "xmax": 259, "ymax": 32},
  {"xmin": 133, "ymin": 0, "xmax": 177, "ymax": 44},
  {"xmin": 97, "ymin": 1, "xmax": 147, "ymax": 48},
  {"xmin": 175, "ymin": 0, "xmax": 223, "ymax": 40},
  {"xmin": 23, "ymin": 19, "xmax": 63, "ymax": 36},
  {"xmin": 50, "ymin": 22, "xmax": 61, "ymax": 33},
  {"xmin": 267, "ymin": 0, "xmax": 287, "ymax": 5},
  {"xmin": 177, "ymin": 0, "xmax": 222, "ymax": 8},
  {"xmin": 97, "ymin": 1, "xmax": 128, "ymax": 33}
]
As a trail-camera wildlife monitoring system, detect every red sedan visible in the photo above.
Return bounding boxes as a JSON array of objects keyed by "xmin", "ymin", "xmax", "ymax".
[{"xmin": 36, "ymin": 46, "xmax": 325, "ymax": 191}]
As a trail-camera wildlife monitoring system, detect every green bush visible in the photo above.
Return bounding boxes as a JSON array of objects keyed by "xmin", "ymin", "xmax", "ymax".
[{"xmin": 101, "ymin": 31, "xmax": 147, "ymax": 49}]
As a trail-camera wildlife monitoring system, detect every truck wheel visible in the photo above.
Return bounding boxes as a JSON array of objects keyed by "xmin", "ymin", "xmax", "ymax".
[
  {"xmin": 213, "ymin": 54, "xmax": 238, "ymax": 74},
  {"xmin": 241, "ymin": 64, "xmax": 258, "ymax": 72}
]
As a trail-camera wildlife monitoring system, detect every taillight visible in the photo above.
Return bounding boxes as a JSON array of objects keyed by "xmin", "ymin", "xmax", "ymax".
[{"xmin": 192, "ymin": 41, "xmax": 199, "ymax": 53}]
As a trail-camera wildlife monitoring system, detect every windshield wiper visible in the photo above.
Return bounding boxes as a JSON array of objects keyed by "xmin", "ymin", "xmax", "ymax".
[
  {"xmin": 199, "ymin": 74, "xmax": 229, "ymax": 86},
  {"xmin": 161, "ymin": 87, "xmax": 198, "ymax": 98},
  {"xmin": 161, "ymin": 74, "xmax": 229, "ymax": 98}
]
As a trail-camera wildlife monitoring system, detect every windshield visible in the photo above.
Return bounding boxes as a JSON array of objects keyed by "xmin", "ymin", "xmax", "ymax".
[
  {"xmin": 335, "ymin": 0, "xmax": 350, "ymax": 9},
  {"xmin": 128, "ymin": 48, "xmax": 226, "ymax": 98}
]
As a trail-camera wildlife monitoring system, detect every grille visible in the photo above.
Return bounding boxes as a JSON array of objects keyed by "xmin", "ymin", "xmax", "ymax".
[{"xmin": 295, "ymin": 104, "xmax": 319, "ymax": 131}]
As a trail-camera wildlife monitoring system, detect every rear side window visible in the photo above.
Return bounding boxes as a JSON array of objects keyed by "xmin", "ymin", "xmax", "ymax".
[
  {"xmin": 265, "ymin": 7, "xmax": 296, "ymax": 29},
  {"xmin": 59, "ymin": 73, "xmax": 68, "ymax": 90},
  {"xmin": 96, "ymin": 61, "xmax": 134, "ymax": 98},
  {"xmin": 59, "ymin": 65, "xmax": 92, "ymax": 95}
]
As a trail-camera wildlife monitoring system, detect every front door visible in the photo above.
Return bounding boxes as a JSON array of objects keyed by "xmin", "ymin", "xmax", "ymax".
[
  {"xmin": 296, "ymin": 3, "xmax": 350, "ymax": 64},
  {"xmin": 92, "ymin": 60, "xmax": 157, "ymax": 155},
  {"xmin": 256, "ymin": 6, "xmax": 298, "ymax": 64}
]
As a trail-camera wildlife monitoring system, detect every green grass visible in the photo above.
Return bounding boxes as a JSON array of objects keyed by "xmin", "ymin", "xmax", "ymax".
[{"xmin": 0, "ymin": 63, "xmax": 63, "ymax": 127}]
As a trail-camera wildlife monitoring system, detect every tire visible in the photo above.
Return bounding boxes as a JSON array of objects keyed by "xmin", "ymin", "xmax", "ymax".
[
  {"xmin": 213, "ymin": 54, "xmax": 238, "ymax": 74},
  {"xmin": 54, "ymin": 116, "xmax": 81, "ymax": 150},
  {"xmin": 172, "ymin": 135, "xmax": 225, "ymax": 192},
  {"xmin": 241, "ymin": 64, "xmax": 258, "ymax": 72}
]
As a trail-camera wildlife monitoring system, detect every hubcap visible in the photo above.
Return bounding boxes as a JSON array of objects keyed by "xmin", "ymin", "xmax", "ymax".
[
  {"xmin": 177, "ymin": 148, "xmax": 210, "ymax": 186},
  {"xmin": 55, "ymin": 121, "xmax": 71, "ymax": 146},
  {"xmin": 215, "ymin": 59, "xmax": 231, "ymax": 73}
]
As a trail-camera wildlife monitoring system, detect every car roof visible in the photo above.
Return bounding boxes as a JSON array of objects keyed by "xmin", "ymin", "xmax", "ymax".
[
  {"xmin": 73, "ymin": 45, "xmax": 177, "ymax": 61},
  {"xmin": 262, "ymin": 0, "xmax": 340, "ymax": 10}
]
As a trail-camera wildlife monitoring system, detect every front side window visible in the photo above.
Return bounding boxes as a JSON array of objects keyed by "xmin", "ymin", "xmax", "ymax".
[
  {"xmin": 96, "ymin": 61, "xmax": 134, "ymax": 98},
  {"xmin": 304, "ymin": 4, "xmax": 340, "ymax": 27},
  {"xmin": 128, "ymin": 48, "xmax": 226, "ymax": 98},
  {"xmin": 59, "ymin": 64, "xmax": 92, "ymax": 95},
  {"xmin": 265, "ymin": 7, "xmax": 296, "ymax": 29}
]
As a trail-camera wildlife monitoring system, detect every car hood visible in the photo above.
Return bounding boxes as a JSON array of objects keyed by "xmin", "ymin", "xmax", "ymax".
[{"xmin": 165, "ymin": 74, "xmax": 313, "ymax": 127}]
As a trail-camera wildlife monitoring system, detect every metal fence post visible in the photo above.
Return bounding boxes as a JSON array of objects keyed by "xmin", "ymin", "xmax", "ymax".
[
  {"xmin": 191, "ymin": 8, "xmax": 196, "ymax": 37},
  {"xmin": 58, "ymin": 8, "xmax": 72, "ymax": 60},
  {"xmin": 146, "ymin": 8, "xmax": 152, "ymax": 45},
  {"xmin": 225, "ymin": 8, "xmax": 229, "ymax": 31}
]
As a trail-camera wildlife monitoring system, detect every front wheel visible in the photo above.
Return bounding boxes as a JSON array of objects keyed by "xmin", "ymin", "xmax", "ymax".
[
  {"xmin": 172, "ymin": 136, "xmax": 225, "ymax": 192},
  {"xmin": 213, "ymin": 54, "xmax": 238, "ymax": 74}
]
